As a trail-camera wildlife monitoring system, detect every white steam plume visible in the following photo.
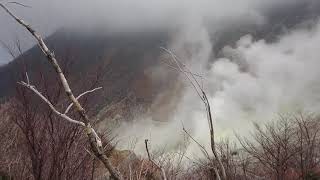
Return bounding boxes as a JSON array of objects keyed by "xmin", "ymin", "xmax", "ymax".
[{"xmin": 116, "ymin": 19, "xmax": 320, "ymax": 158}]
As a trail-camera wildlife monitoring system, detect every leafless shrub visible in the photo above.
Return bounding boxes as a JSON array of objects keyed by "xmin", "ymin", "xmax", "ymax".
[
  {"xmin": 0, "ymin": 56, "xmax": 111, "ymax": 179},
  {"xmin": 0, "ymin": 3, "xmax": 123, "ymax": 179},
  {"xmin": 237, "ymin": 114, "xmax": 320, "ymax": 180},
  {"xmin": 290, "ymin": 114, "xmax": 320, "ymax": 179}
]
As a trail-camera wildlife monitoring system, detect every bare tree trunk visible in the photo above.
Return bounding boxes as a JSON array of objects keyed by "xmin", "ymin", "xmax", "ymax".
[{"xmin": 0, "ymin": 3, "xmax": 123, "ymax": 180}]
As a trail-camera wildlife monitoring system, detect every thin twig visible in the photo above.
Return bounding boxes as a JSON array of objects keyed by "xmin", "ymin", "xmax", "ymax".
[
  {"xmin": 182, "ymin": 126, "xmax": 211, "ymax": 159},
  {"xmin": 160, "ymin": 47, "xmax": 204, "ymax": 101},
  {"xmin": 7, "ymin": 1, "xmax": 31, "ymax": 8},
  {"xmin": 159, "ymin": 61, "xmax": 203, "ymax": 78},
  {"xmin": 18, "ymin": 81, "xmax": 85, "ymax": 126},
  {"xmin": 64, "ymin": 87, "xmax": 102, "ymax": 114},
  {"xmin": 0, "ymin": 39, "xmax": 16, "ymax": 59},
  {"xmin": 160, "ymin": 47, "xmax": 227, "ymax": 180}
]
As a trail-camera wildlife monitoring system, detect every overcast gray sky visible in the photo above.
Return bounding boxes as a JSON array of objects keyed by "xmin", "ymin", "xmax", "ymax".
[{"xmin": 0, "ymin": 0, "xmax": 307, "ymax": 65}]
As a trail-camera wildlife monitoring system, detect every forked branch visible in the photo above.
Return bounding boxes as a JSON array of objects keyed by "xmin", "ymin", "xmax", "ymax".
[
  {"xmin": 18, "ymin": 80, "xmax": 85, "ymax": 126},
  {"xmin": 64, "ymin": 87, "xmax": 102, "ymax": 114},
  {"xmin": 0, "ymin": 3, "xmax": 123, "ymax": 180},
  {"xmin": 161, "ymin": 47, "xmax": 227, "ymax": 180}
]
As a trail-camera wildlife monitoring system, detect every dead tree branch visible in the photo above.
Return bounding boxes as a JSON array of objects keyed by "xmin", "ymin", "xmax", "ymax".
[
  {"xmin": 18, "ymin": 80, "xmax": 85, "ymax": 127},
  {"xmin": 182, "ymin": 126, "xmax": 211, "ymax": 160},
  {"xmin": 64, "ymin": 87, "xmax": 102, "ymax": 114},
  {"xmin": 145, "ymin": 139, "xmax": 167, "ymax": 180},
  {"xmin": 7, "ymin": 2, "xmax": 31, "ymax": 8},
  {"xmin": 0, "ymin": 4, "xmax": 123, "ymax": 180},
  {"xmin": 161, "ymin": 47, "xmax": 227, "ymax": 180}
]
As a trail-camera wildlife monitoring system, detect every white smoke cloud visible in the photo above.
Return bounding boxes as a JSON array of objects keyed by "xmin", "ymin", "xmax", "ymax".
[
  {"xmin": 116, "ymin": 18, "xmax": 320, "ymax": 159},
  {"xmin": 210, "ymin": 21, "xmax": 320, "ymax": 137}
]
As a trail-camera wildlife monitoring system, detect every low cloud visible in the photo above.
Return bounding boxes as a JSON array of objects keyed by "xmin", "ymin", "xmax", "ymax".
[{"xmin": 0, "ymin": 0, "xmax": 305, "ymax": 64}]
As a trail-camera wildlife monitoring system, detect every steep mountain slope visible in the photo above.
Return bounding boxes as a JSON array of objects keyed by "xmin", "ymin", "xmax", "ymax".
[{"xmin": 0, "ymin": 30, "xmax": 169, "ymax": 111}]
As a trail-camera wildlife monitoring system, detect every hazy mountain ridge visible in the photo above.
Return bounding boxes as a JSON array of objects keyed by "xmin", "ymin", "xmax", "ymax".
[{"xmin": 0, "ymin": 30, "xmax": 170, "ymax": 113}]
